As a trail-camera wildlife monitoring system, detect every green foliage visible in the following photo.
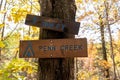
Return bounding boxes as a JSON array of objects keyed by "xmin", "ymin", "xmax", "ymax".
[
  {"xmin": 4, "ymin": 33, "xmax": 20, "ymax": 48},
  {"xmin": 0, "ymin": 58, "xmax": 37, "ymax": 80},
  {"xmin": 0, "ymin": 0, "xmax": 39, "ymax": 80},
  {"xmin": 0, "ymin": 0, "xmax": 120, "ymax": 79},
  {"xmin": 11, "ymin": 7, "xmax": 30, "ymax": 23},
  {"xmin": 77, "ymin": 70, "xmax": 99, "ymax": 80}
]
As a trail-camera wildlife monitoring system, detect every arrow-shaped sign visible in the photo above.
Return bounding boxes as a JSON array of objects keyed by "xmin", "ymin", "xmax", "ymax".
[{"xmin": 25, "ymin": 14, "xmax": 80, "ymax": 34}]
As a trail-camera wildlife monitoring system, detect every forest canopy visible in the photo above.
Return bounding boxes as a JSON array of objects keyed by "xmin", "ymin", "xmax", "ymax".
[{"xmin": 0, "ymin": 0, "xmax": 120, "ymax": 80}]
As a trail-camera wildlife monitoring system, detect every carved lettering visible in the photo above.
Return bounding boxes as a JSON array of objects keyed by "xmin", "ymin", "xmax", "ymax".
[
  {"xmin": 60, "ymin": 45, "xmax": 82, "ymax": 51},
  {"xmin": 39, "ymin": 46, "xmax": 56, "ymax": 52},
  {"xmin": 41, "ymin": 21, "xmax": 65, "ymax": 31}
]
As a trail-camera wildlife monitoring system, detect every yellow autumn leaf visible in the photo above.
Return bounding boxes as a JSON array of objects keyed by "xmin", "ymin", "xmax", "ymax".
[
  {"xmin": 0, "ymin": 10, "xmax": 6, "ymax": 14},
  {"xmin": 33, "ymin": 36, "xmax": 39, "ymax": 40},
  {"xmin": 98, "ymin": 60, "xmax": 111, "ymax": 69},
  {"xmin": 31, "ymin": 26, "xmax": 39, "ymax": 33},
  {"xmin": 76, "ymin": 0, "xmax": 82, "ymax": 3},
  {"xmin": 0, "ymin": 24, "xmax": 4, "ymax": 28},
  {"xmin": 0, "ymin": 70, "xmax": 2, "ymax": 75},
  {"xmin": 11, "ymin": 7, "xmax": 29, "ymax": 23},
  {"xmin": 23, "ymin": 35, "xmax": 31, "ymax": 40},
  {"xmin": 0, "ymin": 41, "xmax": 5, "ymax": 48},
  {"xmin": 99, "ymin": 5, "xmax": 105, "ymax": 12},
  {"xmin": 7, "ymin": 16, "xmax": 12, "ymax": 21},
  {"xmin": 93, "ymin": 0, "xmax": 98, "ymax": 2},
  {"xmin": 32, "ymin": 27, "xmax": 37, "ymax": 31},
  {"xmin": 27, "ymin": 66, "xmax": 34, "ymax": 74},
  {"xmin": 11, "ymin": 67, "xmax": 19, "ymax": 72},
  {"xmin": 92, "ymin": 76, "xmax": 99, "ymax": 80},
  {"xmin": 32, "ymin": 0, "xmax": 39, "ymax": 2},
  {"xmin": 6, "ymin": 0, "xmax": 10, "ymax": 3}
]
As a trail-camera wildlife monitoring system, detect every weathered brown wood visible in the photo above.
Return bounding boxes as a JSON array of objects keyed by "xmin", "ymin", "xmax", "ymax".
[
  {"xmin": 38, "ymin": 0, "xmax": 78, "ymax": 80},
  {"xmin": 19, "ymin": 38, "xmax": 87, "ymax": 58},
  {"xmin": 25, "ymin": 14, "xmax": 80, "ymax": 34}
]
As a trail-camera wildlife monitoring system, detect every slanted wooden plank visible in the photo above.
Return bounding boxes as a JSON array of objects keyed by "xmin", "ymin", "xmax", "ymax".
[{"xmin": 25, "ymin": 14, "xmax": 80, "ymax": 34}]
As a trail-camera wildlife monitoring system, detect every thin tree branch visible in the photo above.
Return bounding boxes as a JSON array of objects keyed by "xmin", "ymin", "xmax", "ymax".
[
  {"xmin": 3, "ymin": 23, "xmax": 19, "ymax": 40},
  {"xmin": 0, "ymin": 0, "xmax": 3, "ymax": 10}
]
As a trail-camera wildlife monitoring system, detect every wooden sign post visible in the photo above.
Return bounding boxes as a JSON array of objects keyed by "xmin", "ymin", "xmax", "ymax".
[
  {"xmin": 19, "ymin": 1, "xmax": 88, "ymax": 80},
  {"xmin": 25, "ymin": 14, "xmax": 80, "ymax": 34},
  {"xmin": 19, "ymin": 14, "xmax": 87, "ymax": 80},
  {"xmin": 19, "ymin": 14, "xmax": 88, "ymax": 58},
  {"xmin": 20, "ymin": 38, "xmax": 87, "ymax": 58}
]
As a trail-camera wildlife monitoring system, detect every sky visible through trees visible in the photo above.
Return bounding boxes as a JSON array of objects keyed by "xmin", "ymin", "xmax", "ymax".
[
  {"xmin": 75, "ymin": 0, "xmax": 120, "ymax": 43},
  {"xmin": 0, "ymin": 0, "xmax": 120, "ymax": 80}
]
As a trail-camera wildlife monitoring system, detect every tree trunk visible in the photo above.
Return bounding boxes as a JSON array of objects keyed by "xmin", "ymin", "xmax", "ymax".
[
  {"xmin": 0, "ymin": 0, "xmax": 6, "ymax": 61},
  {"xmin": 99, "ymin": 15, "xmax": 109, "ymax": 78},
  {"xmin": 108, "ymin": 25, "xmax": 117, "ymax": 80},
  {"xmin": 105, "ymin": 2, "xmax": 117, "ymax": 80},
  {"xmin": 0, "ymin": 0, "xmax": 3, "ymax": 10},
  {"xmin": 38, "ymin": 0, "xmax": 76, "ymax": 80},
  {"xmin": 1, "ymin": 0, "xmax": 7, "ymax": 40}
]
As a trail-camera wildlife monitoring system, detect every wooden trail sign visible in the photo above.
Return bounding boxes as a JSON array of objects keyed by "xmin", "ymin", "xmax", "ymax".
[
  {"xmin": 25, "ymin": 14, "xmax": 80, "ymax": 34},
  {"xmin": 19, "ymin": 38, "xmax": 88, "ymax": 58}
]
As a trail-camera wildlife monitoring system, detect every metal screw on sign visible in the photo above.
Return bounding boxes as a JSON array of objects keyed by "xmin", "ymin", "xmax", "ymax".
[
  {"xmin": 51, "ymin": 54, "xmax": 53, "ymax": 58},
  {"xmin": 20, "ymin": 38, "xmax": 88, "ymax": 58},
  {"xmin": 50, "ymin": 40, "xmax": 53, "ymax": 43},
  {"xmin": 50, "ymin": 40, "xmax": 53, "ymax": 46},
  {"xmin": 50, "ymin": 40, "xmax": 53, "ymax": 58}
]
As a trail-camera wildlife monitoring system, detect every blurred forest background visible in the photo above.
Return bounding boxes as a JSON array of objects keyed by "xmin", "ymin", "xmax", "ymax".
[{"xmin": 0, "ymin": 0, "xmax": 120, "ymax": 80}]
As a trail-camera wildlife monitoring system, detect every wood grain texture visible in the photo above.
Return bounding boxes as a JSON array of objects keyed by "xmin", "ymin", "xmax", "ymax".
[
  {"xmin": 19, "ymin": 38, "xmax": 88, "ymax": 58},
  {"xmin": 25, "ymin": 14, "xmax": 80, "ymax": 34}
]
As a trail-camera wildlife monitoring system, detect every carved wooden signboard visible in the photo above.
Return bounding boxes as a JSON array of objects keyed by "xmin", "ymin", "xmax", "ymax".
[
  {"xmin": 19, "ymin": 14, "xmax": 88, "ymax": 58},
  {"xmin": 25, "ymin": 14, "xmax": 80, "ymax": 34},
  {"xmin": 19, "ymin": 38, "xmax": 87, "ymax": 58}
]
